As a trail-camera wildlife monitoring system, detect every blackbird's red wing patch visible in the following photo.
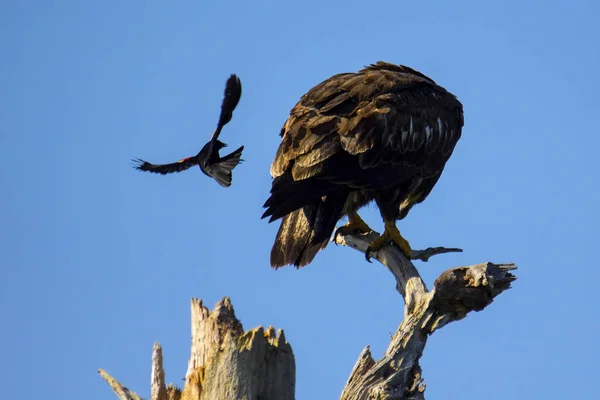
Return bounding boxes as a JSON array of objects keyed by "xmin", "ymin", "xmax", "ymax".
[{"xmin": 132, "ymin": 156, "xmax": 197, "ymax": 175}]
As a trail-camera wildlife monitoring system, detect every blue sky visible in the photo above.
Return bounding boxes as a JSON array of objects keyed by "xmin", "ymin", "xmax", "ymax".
[{"xmin": 1, "ymin": 0, "xmax": 599, "ymax": 399}]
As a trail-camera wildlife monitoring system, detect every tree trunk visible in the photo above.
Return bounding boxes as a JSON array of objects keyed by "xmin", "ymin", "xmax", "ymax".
[{"xmin": 99, "ymin": 229, "xmax": 517, "ymax": 400}]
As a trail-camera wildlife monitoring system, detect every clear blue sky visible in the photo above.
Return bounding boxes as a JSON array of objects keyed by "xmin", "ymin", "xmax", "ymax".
[{"xmin": 2, "ymin": 1, "xmax": 598, "ymax": 399}]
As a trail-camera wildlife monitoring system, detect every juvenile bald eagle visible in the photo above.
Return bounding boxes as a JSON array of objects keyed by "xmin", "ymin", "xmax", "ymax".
[
  {"xmin": 133, "ymin": 74, "xmax": 244, "ymax": 187},
  {"xmin": 262, "ymin": 62, "xmax": 464, "ymax": 268}
]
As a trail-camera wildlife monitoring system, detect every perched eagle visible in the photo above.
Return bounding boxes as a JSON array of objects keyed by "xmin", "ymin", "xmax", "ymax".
[
  {"xmin": 133, "ymin": 74, "xmax": 244, "ymax": 187},
  {"xmin": 262, "ymin": 62, "xmax": 464, "ymax": 268}
]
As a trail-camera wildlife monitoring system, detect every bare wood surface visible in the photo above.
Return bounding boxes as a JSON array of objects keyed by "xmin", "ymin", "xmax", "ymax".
[
  {"xmin": 183, "ymin": 297, "xmax": 295, "ymax": 400},
  {"xmin": 337, "ymin": 231, "xmax": 431, "ymax": 313},
  {"xmin": 151, "ymin": 343, "xmax": 167, "ymax": 400},
  {"xmin": 100, "ymin": 297, "xmax": 295, "ymax": 400},
  {"xmin": 410, "ymin": 246, "xmax": 463, "ymax": 262},
  {"xmin": 336, "ymin": 229, "xmax": 517, "ymax": 400},
  {"xmin": 98, "ymin": 369, "xmax": 143, "ymax": 400}
]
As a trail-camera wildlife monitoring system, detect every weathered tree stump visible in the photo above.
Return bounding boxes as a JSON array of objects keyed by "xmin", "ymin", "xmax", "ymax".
[
  {"xmin": 99, "ymin": 297, "xmax": 295, "ymax": 400},
  {"xmin": 100, "ymin": 229, "xmax": 517, "ymax": 400}
]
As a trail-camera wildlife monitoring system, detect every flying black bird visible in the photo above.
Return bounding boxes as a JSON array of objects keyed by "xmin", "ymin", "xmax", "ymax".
[
  {"xmin": 262, "ymin": 62, "xmax": 464, "ymax": 268},
  {"xmin": 133, "ymin": 74, "xmax": 244, "ymax": 187}
]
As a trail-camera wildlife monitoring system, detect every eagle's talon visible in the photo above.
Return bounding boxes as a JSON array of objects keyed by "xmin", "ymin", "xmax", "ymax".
[
  {"xmin": 365, "ymin": 247, "xmax": 374, "ymax": 262},
  {"xmin": 333, "ymin": 227, "xmax": 345, "ymax": 245},
  {"xmin": 334, "ymin": 213, "xmax": 373, "ymax": 246},
  {"xmin": 365, "ymin": 221, "xmax": 412, "ymax": 261}
]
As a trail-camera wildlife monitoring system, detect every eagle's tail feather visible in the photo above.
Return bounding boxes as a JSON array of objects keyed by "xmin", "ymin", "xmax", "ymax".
[
  {"xmin": 270, "ymin": 190, "xmax": 347, "ymax": 269},
  {"xmin": 262, "ymin": 177, "xmax": 333, "ymax": 222}
]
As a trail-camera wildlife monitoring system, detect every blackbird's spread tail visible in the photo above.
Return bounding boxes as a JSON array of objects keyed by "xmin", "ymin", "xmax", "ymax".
[
  {"xmin": 212, "ymin": 145, "xmax": 244, "ymax": 187},
  {"xmin": 269, "ymin": 189, "xmax": 348, "ymax": 268}
]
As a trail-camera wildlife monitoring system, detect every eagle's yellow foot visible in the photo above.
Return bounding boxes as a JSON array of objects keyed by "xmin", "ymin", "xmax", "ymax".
[
  {"xmin": 333, "ymin": 213, "xmax": 372, "ymax": 244},
  {"xmin": 365, "ymin": 221, "xmax": 411, "ymax": 262}
]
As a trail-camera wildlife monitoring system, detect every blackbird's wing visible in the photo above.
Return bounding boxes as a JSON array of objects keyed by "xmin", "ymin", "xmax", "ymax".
[
  {"xmin": 211, "ymin": 74, "xmax": 243, "ymax": 141},
  {"xmin": 132, "ymin": 156, "xmax": 198, "ymax": 175}
]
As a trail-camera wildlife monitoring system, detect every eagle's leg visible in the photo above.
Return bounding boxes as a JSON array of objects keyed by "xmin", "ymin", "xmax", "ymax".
[
  {"xmin": 365, "ymin": 220, "xmax": 412, "ymax": 262},
  {"xmin": 333, "ymin": 212, "xmax": 372, "ymax": 243}
]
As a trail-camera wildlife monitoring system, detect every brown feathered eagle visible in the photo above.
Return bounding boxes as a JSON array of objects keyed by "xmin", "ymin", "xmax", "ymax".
[
  {"xmin": 133, "ymin": 74, "xmax": 244, "ymax": 187},
  {"xmin": 262, "ymin": 62, "xmax": 464, "ymax": 268}
]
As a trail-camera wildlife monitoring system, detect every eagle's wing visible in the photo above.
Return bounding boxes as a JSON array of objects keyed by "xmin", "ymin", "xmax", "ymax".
[
  {"xmin": 132, "ymin": 156, "xmax": 198, "ymax": 175},
  {"xmin": 270, "ymin": 62, "xmax": 463, "ymax": 188},
  {"xmin": 264, "ymin": 62, "xmax": 463, "ymax": 221}
]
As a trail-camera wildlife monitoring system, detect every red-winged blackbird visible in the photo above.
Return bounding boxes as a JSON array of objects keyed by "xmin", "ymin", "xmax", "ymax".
[{"xmin": 133, "ymin": 74, "xmax": 244, "ymax": 187}]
